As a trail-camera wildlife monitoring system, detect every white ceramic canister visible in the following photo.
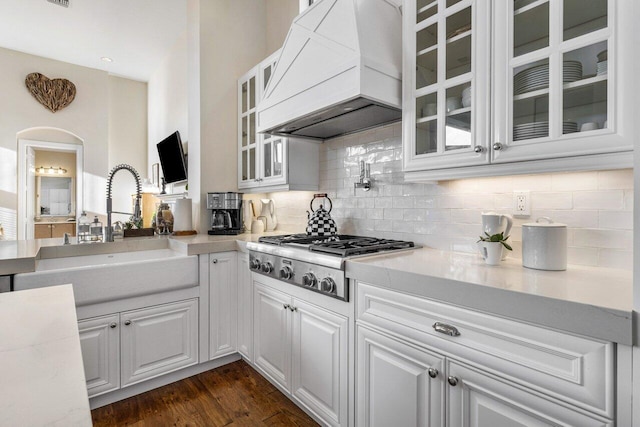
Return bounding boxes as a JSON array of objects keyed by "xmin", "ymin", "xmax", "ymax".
[{"xmin": 522, "ymin": 217, "xmax": 567, "ymax": 271}]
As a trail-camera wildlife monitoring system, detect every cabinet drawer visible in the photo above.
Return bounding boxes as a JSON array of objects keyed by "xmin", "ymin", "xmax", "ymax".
[{"xmin": 356, "ymin": 282, "xmax": 614, "ymax": 418}]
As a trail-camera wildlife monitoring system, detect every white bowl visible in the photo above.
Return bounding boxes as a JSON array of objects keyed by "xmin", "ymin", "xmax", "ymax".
[
  {"xmin": 580, "ymin": 122, "xmax": 599, "ymax": 132},
  {"xmin": 446, "ymin": 97, "xmax": 462, "ymax": 112},
  {"xmin": 461, "ymin": 95, "xmax": 471, "ymax": 108}
]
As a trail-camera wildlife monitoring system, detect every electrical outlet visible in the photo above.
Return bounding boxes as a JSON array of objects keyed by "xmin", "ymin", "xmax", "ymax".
[{"xmin": 513, "ymin": 190, "xmax": 530, "ymax": 217}]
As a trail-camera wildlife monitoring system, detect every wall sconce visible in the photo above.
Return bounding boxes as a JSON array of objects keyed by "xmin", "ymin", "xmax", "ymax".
[
  {"xmin": 354, "ymin": 160, "xmax": 372, "ymax": 192},
  {"xmin": 38, "ymin": 166, "xmax": 67, "ymax": 175}
]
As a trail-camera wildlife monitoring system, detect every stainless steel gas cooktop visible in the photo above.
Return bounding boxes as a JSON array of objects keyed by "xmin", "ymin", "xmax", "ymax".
[{"xmin": 247, "ymin": 234, "xmax": 417, "ymax": 301}]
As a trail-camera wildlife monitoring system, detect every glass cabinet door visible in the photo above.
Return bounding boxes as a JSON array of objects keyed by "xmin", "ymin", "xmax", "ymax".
[
  {"xmin": 403, "ymin": 0, "xmax": 490, "ymax": 172},
  {"xmin": 238, "ymin": 70, "xmax": 258, "ymax": 188},
  {"xmin": 493, "ymin": 0, "xmax": 622, "ymax": 163}
]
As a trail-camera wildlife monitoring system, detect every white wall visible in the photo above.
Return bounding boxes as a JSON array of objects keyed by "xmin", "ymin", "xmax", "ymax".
[
  {"xmin": 108, "ymin": 76, "xmax": 148, "ymax": 223},
  {"xmin": 0, "ymin": 47, "xmax": 109, "ymax": 238},
  {"xmin": 147, "ymin": 32, "xmax": 188, "ymax": 181},
  {"xmin": 0, "ymin": 47, "xmax": 148, "ymax": 239}
]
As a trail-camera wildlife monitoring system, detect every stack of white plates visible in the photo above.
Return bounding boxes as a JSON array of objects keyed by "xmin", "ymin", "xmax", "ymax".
[
  {"xmin": 513, "ymin": 121, "xmax": 578, "ymax": 140},
  {"xmin": 513, "ymin": 122, "xmax": 549, "ymax": 140},
  {"xmin": 597, "ymin": 60, "xmax": 607, "ymax": 76},
  {"xmin": 562, "ymin": 121, "xmax": 578, "ymax": 134},
  {"xmin": 514, "ymin": 61, "xmax": 583, "ymax": 95}
]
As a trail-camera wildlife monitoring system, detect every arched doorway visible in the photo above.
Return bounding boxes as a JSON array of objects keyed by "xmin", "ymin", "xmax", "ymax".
[{"xmin": 17, "ymin": 127, "xmax": 84, "ymax": 240}]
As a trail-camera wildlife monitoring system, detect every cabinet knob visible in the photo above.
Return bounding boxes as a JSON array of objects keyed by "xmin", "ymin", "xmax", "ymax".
[
  {"xmin": 109, "ymin": 322, "xmax": 117, "ymax": 329},
  {"xmin": 124, "ymin": 320, "xmax": 132, "ymax": 326},
  {"xmin": 493, "ymin": 142, "xmax": 503, "ymax": 151},
  {"xmin": 428, "ymin": 368, "xmax": 438, "ymax": 378},
  {"xmin": 474, "ymin": 145, "xmax": 484, "ymax": 153},
  {"xmin": 447, "ymin": 376, "xmax": 459, "ymax": 386},
  {"xmin": 283, "ymin": 303, "xmax": 290, "ymax": 310},
  {"xmin": 291, "ymin": 306, "xmax": 297, "ymax": 312},
  {"xmin": 212, "ymin": 259, "xmax": 218, "ymax": 264}
]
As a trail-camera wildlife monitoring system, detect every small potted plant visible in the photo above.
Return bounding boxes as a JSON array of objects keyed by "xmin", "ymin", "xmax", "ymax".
[{"xmin": 477, "ymin": 232, "xmax": 512, "ymax": 265}]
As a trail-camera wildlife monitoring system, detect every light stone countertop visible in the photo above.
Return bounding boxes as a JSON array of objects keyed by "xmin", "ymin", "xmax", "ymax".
[
  {"xmin": 346, "ymin": 247, "xmax": 634, "ymax": 344},
  {"xmin": 0, "ymin": 284, "xmax": 92, "ymax": 426},
  {"xmin": 0, "ymin": 231, "xmax": 294, "ymax": 275},
  {"xmin": 1, "ymin": 234, "xmax": 634, "ymax": 344}
]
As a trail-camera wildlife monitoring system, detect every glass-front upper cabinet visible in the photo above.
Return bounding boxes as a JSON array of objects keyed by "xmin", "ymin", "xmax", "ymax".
[
  {"xmin": 238, "ymin": 49, "xmax": 288, "ymax": 190},
  {"xmin": 492, "ymin": 0, "xmax": 630, "ymax": 164},
  {"xmin": 403, "ymin": 0, "xmax": 491, "ymax": 172},
  {"xmin": 238, "ymin": 68, "xmax": 258, "ymax": 188}
]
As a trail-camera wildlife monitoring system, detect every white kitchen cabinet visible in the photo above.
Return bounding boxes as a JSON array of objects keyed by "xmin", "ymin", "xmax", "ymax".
[
  {"xmin": 403, "ymin": 0, "xmax": 634, "ymax": 181},
  {"xmin": 238, "ymin": 50, "xmax": 320, "ymax": 193},
  {"xmin": 356, "ymin": 324, "xmax": 444, "ymax": 427},
  {"xmin": 447, "ymin": 361, "xmax": 611, "ymax": 427},
  {"xmin": 208, "ymin": 252, "xmax": 238, "ymax": 359},
  {"xmin": 79, "ymin": 299, "xmax": 199, "ymax": 394},
  {"xmin": 291, "ymin": 299, "xmax": 348, "ymax": 427},
  {"xmin": 253, "ymin": 282, "xmax": 292, "ymax": 391},
  {"xmin": 237, "ymin": 252, "xmax": 253, "ymax": 361},
  {"xmin": 121, "ymin": 299, "xmax": 199, "ymax": 387},
  {"xmin": 402, "ymin": 0, "xmax": 492, "ymax": 171},
  {"xmin": 78, "ymin": 314, "xmax": 120, "ymax": 398},
  {"xmin": 253, "ymin": 280, "xmax": 348, "ymax": 427},
  {"xmin": 355, "ymin": 281, "xmax": 615, "ymax": 424}
]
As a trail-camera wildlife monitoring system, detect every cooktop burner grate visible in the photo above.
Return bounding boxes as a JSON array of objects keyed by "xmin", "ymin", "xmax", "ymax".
[
  {"xmin": 310, "ymin": 238, "xmax": 415, "ymax": 257},
  {"xmin": 258, "ymin": 234, "xmax": 361, "ymax": 246}
]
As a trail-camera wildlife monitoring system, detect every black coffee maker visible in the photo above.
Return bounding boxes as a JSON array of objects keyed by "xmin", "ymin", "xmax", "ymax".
[{"xmin": 207, "ymin": 192, "xmax": 243, "ymax": 235}]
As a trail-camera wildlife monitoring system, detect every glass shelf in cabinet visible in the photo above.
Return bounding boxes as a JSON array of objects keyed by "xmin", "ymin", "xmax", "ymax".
[
  {"xmin": 513, "ymin": 87, "xmax": 549, "ymax": 102},
  {"xmin": 446, "ymin": 106, "xmax": 471, "ymax": 117}
]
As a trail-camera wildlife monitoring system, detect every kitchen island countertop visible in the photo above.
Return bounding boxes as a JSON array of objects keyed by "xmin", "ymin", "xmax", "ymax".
[
  {"xmin": 346, "ymin": 247, "xmax": 633, "ymax": 344},
  {"xmin": 0, "ymin": 284, "xmax": 92, "ymax": 426}
]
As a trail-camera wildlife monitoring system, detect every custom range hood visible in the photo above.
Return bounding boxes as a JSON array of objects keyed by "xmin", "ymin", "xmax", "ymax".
[{"xmin": 257, "ymin": 0, "xmax": 402, "ymax": 141}]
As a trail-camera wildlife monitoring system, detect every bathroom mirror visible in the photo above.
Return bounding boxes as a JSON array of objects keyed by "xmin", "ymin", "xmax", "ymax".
[{"xmin": 37, "ymin": 176, "xmax": 75, "ymax": 217}]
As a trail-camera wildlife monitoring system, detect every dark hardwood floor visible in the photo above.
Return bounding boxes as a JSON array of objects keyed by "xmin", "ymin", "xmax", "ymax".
[{"xmin": 91, "ymin": 360, "xmax": 319, "ymax": 427}]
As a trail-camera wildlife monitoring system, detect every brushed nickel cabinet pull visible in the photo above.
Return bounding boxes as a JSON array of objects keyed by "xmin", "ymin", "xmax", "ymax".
[{"xmin": 433, "ymin": 322, "xmax": 460, "ymax": 337}]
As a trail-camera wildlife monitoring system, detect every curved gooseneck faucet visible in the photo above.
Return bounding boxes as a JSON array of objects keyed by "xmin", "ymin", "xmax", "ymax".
[{"xmin": 106, "ymin": 164, "xmax": 142, "ymax": 242}]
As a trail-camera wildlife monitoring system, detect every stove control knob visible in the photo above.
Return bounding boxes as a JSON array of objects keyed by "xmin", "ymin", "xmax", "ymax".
[
  {"xmin": 302, "ymin": 273, "xmax": 317, "ymax": 288},
  {"xmin": 279, "ymin": 266, "xmax": 293, "ymax": 280},
  {"xmin": 250, "ymin": 259, "xmax": 261, "ymax": 270},
  {"xmin": 320, "ymin": 277, "xmax": 336, "ymax": 294},
  {"xmin": 261, "ymin": 262, "xmax": 274, "ymax": 274}
]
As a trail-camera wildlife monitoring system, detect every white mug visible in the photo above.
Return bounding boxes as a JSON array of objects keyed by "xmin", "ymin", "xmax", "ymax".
[
  {"xmin": 478, "ymin": 241, "xmax": 503, "ymax": 266},
  {"xmin": 481, "ymin": 212, "xmax": 513, "ymax": 237}
]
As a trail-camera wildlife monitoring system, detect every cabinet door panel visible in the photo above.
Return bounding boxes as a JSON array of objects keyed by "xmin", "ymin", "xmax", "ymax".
[
  {"xmin": 209, "ymin": 252, "xmax": 238, "ymax": 359},
  {"xmin": 78, "ymin": 314, "xmax": 120, "ymax": 397},
  {"xmin": 34, "ymin": 224, "xmax": 51, "ymax": 239},
  {"xmin": 291, "ymin": 299, "xmax": 348, "ymax": 426},
  {"xmin": 121, "ymin": 299, "xmax": 198, "ymax": 387},
  {"xmin": 253, "ymin": 282, "xmax": 291, "ymax": 391},
  {"xmin": 447, "ymin": 361, "xmax": 611, "ymax": 427},
  {"xmin": 357, "ymin": 325, "xmax": 444, "ymax": 427},
  {"xmin": 237, "ymin": 254, "xmax": 253, "ymax": 361},
  {"xmin": 52, "ymin": 222, "xmax": 74, "ymax": 238}
]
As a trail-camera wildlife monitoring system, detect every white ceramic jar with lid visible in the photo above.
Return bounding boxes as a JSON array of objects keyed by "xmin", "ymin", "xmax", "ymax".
[{"xmin": 522, "ymin": 217, "xmax": 567, "ymax": 271}]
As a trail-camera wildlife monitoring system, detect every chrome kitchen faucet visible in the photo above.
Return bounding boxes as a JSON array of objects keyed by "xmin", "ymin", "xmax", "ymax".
[{"xmin": 106, "ymin": 164, "xmax": 142, "ymax": 242}]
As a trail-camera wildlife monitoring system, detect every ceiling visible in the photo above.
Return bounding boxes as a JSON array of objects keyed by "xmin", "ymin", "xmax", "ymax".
[{"xmin": 0, "ymin": 0, "xmax": 187, "ymax": 82}]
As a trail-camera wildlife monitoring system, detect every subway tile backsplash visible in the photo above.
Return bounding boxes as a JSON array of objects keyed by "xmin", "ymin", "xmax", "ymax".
[{"xmin": 267, "ymin": 122, "xmax": 633, "ymax": 270}]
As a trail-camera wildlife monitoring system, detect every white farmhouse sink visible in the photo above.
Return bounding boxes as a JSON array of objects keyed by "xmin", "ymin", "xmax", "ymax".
[{"xmin": 14, "ymin": 249, "xmax": 198, "ymax": 306}]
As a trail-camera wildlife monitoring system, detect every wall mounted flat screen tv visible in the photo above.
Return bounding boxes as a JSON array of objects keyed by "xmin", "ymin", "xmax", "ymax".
[{"xmin": 157, "ymin": 131, "xmax": 187, "ymax": 184}]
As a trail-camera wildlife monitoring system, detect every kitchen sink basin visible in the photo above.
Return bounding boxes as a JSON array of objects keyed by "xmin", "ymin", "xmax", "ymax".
[{"xmin": 13, "ymin": 249, "xmax": 198, "ymax": 305}]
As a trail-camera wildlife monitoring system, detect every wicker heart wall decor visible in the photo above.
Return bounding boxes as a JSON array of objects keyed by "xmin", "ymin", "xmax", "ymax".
[{"xmin": 25, "ymin": 72, "xmax": 76, "ymax": 113}]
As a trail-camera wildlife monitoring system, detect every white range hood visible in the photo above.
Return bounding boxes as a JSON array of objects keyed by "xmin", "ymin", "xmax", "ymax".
[{"xmin": 257, "ymin": 0, "xmax": 403, "ymax": 141}]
